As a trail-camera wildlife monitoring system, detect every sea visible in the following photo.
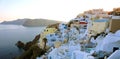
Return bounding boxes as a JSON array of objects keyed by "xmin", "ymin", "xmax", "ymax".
[{"xmin": 0, "ymin": 24, "xmax": 46, "ymax": 59}]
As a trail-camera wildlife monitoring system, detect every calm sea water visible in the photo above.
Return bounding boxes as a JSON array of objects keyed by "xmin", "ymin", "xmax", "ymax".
[{"xmin": 0, "ymin": 24, "xmax": 46, "ymax": 59}]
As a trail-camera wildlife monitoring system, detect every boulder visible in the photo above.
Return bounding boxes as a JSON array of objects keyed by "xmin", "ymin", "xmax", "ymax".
[{"xmin": 15, "ymin": 41, "xmax": 25, "ymax": 49}]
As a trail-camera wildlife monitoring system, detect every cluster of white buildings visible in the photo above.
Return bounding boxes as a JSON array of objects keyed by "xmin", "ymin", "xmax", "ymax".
[{"xmin": 37, "ymin": 9, "xmax": 120, "ymax": 59}]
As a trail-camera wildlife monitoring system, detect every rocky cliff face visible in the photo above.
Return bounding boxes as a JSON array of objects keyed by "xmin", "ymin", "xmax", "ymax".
[
  {"xmin": 15, "ymin": 23, "xmax": 59, "ymax": 59},
  {"xmin": 15, "ymin": 34, "xmax": 46, "ymax": 59}
]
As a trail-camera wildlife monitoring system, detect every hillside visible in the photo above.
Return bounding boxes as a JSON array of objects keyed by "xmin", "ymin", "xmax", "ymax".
[
  {"xmin": 1, "ymin": 19, "xmax": 29, "ymax": 25},
  {"xmin": 22, "ymin": 19, "xmax": 62, "ymax": 27},
  {"xmin": 1, "ymin": 18, "xmax": 62, "ymax": 27}
]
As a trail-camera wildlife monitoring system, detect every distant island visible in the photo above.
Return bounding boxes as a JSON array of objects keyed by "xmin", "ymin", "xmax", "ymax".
[
  {"xmin": 0, "ymin": 18, "xmax": 62, "ymax": 27},
  {"xmin": 1, "ymin": 19, "xmax": 28, "ymax": 25}
]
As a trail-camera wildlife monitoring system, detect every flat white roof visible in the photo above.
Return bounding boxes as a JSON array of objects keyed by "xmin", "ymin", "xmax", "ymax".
[{"xmin": 112, "ymin": 16, "xmax": 120, "ymax": 19}]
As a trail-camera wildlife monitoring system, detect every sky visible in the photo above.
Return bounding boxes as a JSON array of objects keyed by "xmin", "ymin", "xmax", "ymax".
[{"xmin": 0, "ymin": 0, "xmax": 120, "ymax": 22}]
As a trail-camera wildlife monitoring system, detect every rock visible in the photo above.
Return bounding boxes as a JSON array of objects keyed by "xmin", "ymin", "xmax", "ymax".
[
  {"xmin": 24, "ymin": 34, "xmax": 40, "ymax": 51},
  {"xmin": 32, "ymin": 34, "xmax": 41, "ymax": 43},
  {"xmin": 15, "ymin": 41, "xmax": 25, "ymax": 49},
  {"xmin": 16, "ymin": 45, "xmax": 46, "ymax": 59},
  {"xmin": 47, "ymin": 23, "xmax": 60, "ymax": 29},
  {"xmin": 15, "ymin": 34, "xmax": 43, "ymax": 59},
  {"xmin": 23, "ymin": 41, "xmax": 33, "ymax": 51}
]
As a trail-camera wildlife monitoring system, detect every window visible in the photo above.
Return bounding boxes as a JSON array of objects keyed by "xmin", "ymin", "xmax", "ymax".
[
  {"xmin": 49, "ymin": 56, "xmax": 52, "ymax": 59},
  {"xmin": 50, "ymin": 34, "xmax": 52, "ymax": 37}
]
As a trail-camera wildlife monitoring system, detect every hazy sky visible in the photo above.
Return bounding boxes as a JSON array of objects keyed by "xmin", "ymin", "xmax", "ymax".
[{"xmin": 0, "ymin": 0, "xmax": 120, "ymax": 22}]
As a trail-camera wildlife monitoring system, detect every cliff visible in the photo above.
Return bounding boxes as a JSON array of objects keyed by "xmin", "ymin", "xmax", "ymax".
[
  {"xmin": 15, "ymin": 34, "xmax": 46, "ymax": 59},
  {"xmin": 15, "ymin": 22, "xmax": 60, "ymax": 59}
]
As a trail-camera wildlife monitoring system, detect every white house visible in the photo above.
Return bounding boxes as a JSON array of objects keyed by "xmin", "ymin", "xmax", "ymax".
[
  {"xmin": 100, "ymin": 30, "xmax": 120, "ymax": 53},
  {"xmin": 58, "ymin": 23, "xmax": 68, "ymax": 33},
  {"xmin": 107, "ymin": 50, "xmax": 120, "ymax": 59},
  {"xmin": 71, "ymin": 50, "xmax": 95, "ymax": 59}
]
